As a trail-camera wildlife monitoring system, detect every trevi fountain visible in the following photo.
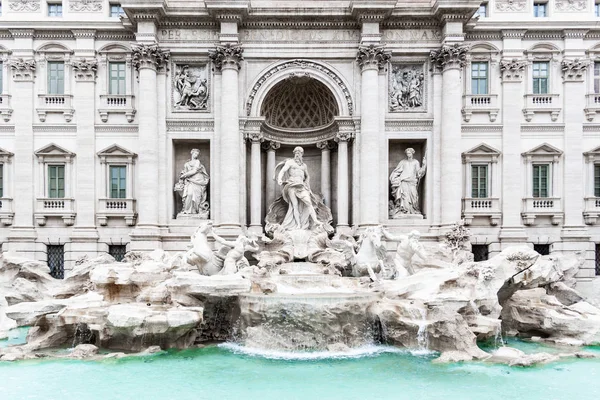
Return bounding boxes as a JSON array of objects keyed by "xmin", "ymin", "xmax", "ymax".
[{"xmin": 2, "ymin": 147, "xmax": 600, "ymax": 399}]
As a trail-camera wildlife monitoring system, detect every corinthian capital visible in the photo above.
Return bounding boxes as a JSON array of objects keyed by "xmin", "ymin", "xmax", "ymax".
[
  {"xmin": 356, "ymin": 44, "xmax": 391, "ymax": 72},
  {"xmin": 131, "ymin": 43, "xmax": 170, "ymax": 71},
  {"xmin": 561, "ymin": 58, "xmax": 589, "ymax": 82},
  {"xmin": 430, "ymin": 43, "xmax": 469, "ymax": 71},
  {"xmin": 72, "ymin": 58, "xmax": 98, "ymax": 81},
  {"xmin": 499, "ymin": 58, "xmax": 527, "ymax": 81},
  {"xmin": 9, "ymin": 58, "xmax": 36, "ymax": 81},
  {"xmin": 209, "ymin": 43, "xmax": 244, "ymax": 71}
]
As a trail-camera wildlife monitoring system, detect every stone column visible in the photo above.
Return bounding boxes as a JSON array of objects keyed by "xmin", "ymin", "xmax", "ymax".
[
  {"xmin": 6, "ymin": 52, "xmax": 37, "ymax": 257},
  {"xmin": 335, "ymin": 130, "xmax": 353, "ymax": 232},
  {"xmin": 130, "ymin": 44, "xmax": 169, "ymax": 249},
  {"xmin": 264, "ymin": 141, "xmax": 280, "ymax": 210},
  {"xmin": 71, "ymin": 51, "xmax": 99, "ymax": 257},
  {"xmin": 430, "ymin": 44, "xmax": 468, "ymax": 227},
  {"xmin": 210, "ymin": 44, "xmax": 244, "ymax": 234},
  {"xmin": 316, "ymin": 141, "xmax": 333, "ymax": 207},
  {"xmin": 356, "ymin": 45, "xmax": 390, "ymax": 227},
  {"xmin": 247, "ymin": 131, "xmax": 263, "ymax": 234}
]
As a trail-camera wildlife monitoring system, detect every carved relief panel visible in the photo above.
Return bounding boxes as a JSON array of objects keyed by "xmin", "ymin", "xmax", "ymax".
[
  {"xmin": 388, "ymin": 63, "xmax": 426, "ymax": 113},
  {"xmin": 172, "ymin": 63, "xmax": 210, "ymax": 112}
]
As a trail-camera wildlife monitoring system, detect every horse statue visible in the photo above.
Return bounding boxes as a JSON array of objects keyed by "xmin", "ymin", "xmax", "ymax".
[{"xmin": 185, "ymin": 221, "xmax": 225, "ymax": 275}]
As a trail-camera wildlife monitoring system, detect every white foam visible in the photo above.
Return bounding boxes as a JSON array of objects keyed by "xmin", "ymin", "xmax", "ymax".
[{"xmin": 218, "ymin": 343, "xmax": 435, "ymax": 360}]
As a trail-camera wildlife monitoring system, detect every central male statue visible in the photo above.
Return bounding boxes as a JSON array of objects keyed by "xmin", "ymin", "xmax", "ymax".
[{"xmin": 265, "ymin": 146, "xmax": 333, "ymax": 234}]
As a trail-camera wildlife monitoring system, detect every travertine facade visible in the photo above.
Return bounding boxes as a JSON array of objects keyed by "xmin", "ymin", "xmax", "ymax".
[{"xmin": 0, "ymin": 0, "xmax": 600, "ymax": 296}]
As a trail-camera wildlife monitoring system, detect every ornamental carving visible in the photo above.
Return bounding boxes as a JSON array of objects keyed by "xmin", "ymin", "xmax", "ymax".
[
  {"xmin": 430, "ymin": 44, "xmax": 469, "ymax": 71},
  {"xmin": 69, "ymin": 0, "xmax": 102, "ymax": 12},
  {"xmin": 356, "ymin": 44, "xmax": 391, "ymax": 71},
  {"xmin": 9, "ymin": 58, "xmax": 36, "ymax": 80},
  {"xmin": 389, "ymin": 64, "xmax": 425, "ymax": 112},
  {"xmin": 555, "ymin": 0, "xmax": 586, "ymax": 12},
  {"xmin": 499, "ymin": 58, "xmax": 527, "ymax": 81},
  {"xmin": 173, "ymin": 64, "xmax": 209, "ymax": 111},
  {"xmin": 245, "ymin": 60, "xmax": 354, "ymax": 116},
  {"xmin": 72, "ymin": 58, "xmax": 98, "ymax": 81},
  {"xmin": 561, "ymin": 58, "xmax": 589, "ymax": 81},
  {"xmin": 495, "ymin": 0, "xmax": 526, "ymax": 12},
  {"xmin": 209, "ymin": 44, "xmax": 243, "ymax": 71},
  {"xmin": 9, "ymin": 0, "xmax": 40, "ymax": 11},
  {"xmin": 131, "ymin": 43, "xmax": 170, "ymax": 71}
]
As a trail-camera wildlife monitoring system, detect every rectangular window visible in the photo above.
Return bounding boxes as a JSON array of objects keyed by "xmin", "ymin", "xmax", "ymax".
[
  {"xmin": 47, "ymin": 245, "xmax": 64, "ymax": 279},
  {"xmin": 0, "ymin": 61, "xmax": 3, "ymax": 93},
  {"xmin": 595, "ymin": 62, "xmax": 600, "ymax": 94},
  {"xmin": 595, "ymin": 164, "xmax": 600, "ymax": 198},
  {"xmin": 471, "ymin": 62, "xmax": 488, "ymax": 95},
  {"xmin": 472, "ymin": 244, "xmax": 489, "ymax": 262},
  {"xmin": 48, "ymin": 165, "xmax": 65, "ymax": 198},
  {"xmin": 109, "ymin": 62, "xmax": 126, "ymax": 95},
  {"xmin": 47, "ymin": 2, "xmax": 62, "ymax": 17},
  {"xmin": 0, "ymin": 164, "xmax": 3, "ymax": 198},
  {"xmin": 596, "ymin": 243, "xmax": 600, "ymax": 276},
  {"xmin": 108, "ymin": 244, "xmax": 127, "ymax": 262},
  {"xmin": 596, "ymin": 2, "xmax": 600, "ymax": 17},
  {"xmin": 476, "ymin": 3, "xmax": 487, "ymax": 17},
  {"xmin": 532, "ymin": 164, "xmax": 549, "ymax": 198},
  {"xmin": 110, "ymin": 3, "xmax": 124, "ymax": 17},
  {"xmin": 534, "ymin": 244, "xmax": 550, "ymax": 256},
  {"xmin": 533, "ymin": 2, "xmax": 547, "ymax": 17},
  {"xmin": 110, "ymin": 165, "xmax": 126, "ymax": 199},
  {"xmin": 47, "ymin": 61, "xmax": 64, "ymax": 95},
  {"xmin": 532, "ymin": 62, "xmax": 549, "ymax": 94},
  {"xmin": 471, "ymin": 164, "xmax": 488, "ymax": 198}
]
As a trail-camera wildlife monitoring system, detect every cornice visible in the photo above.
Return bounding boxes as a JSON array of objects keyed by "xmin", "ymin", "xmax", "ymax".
[
  {"xmin": 521, "ymin": 124, "xmax": 565, "ymax": 132},
  {"xmin": 0, "ymin": 125, "xmax": 15, "ymax": 134},
  {"xmin": 583, "ymin": 124, "xmax": 600, "ymax": 132},
  {"xmin": 382, "ymin": 19, "xmax": 441, "ymax": 29},
  {"xmin": 9, "ymin": 29, "xmax": 35, "ymax": 38},
  {"xmin": 0, "ymin": 31, "xmax": 12, "ymax": 39},
  {"xmin": 159, "ymin": 20, "xmax": 217, "ymax": 28},
  {"xmin": 96, "ymin": 31, "xmax": 136, "ymax": 40},
  {"xmin": 241, "ymin": 20, "xmax": 359, "ymax": 29},
  {"xmin": 71, "ymin": 30, "xmax": 97, "ymax": 38},
  {"xmin": 524, "ymin": 31, "xmax": 565, "ymax": 40},
  {"xmin": 95, "ymin": 125, "xmax": 139, "ymax": 133},
  {"xmin": 461, "ymin": 124, "xmax": 503, "ymax": 133},
  {"xmin": 32, "ymin": 124, "xmax": 77, "ymax": 133},
  {"xmin": 385, "ymin": 119, "xmax": 433, "ymax": 132},
  {"xmin": 501, "ymin": 30, "xmax": 527, "ymax": 39},
  {"xmin": 465, "ymin": 31, "xmax": 502, "ymax": 40},
  {"xmin": 166, "ymin": 119, "xmax": 214, "ymax": 132},
  {"xmin": 34, "ymin": 31, "xmax": 76, "ymax": 40}
]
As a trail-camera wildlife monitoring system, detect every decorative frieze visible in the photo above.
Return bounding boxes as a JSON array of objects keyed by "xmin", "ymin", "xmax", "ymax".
[
  {"xmin": 555, "ymin": 0, "xmax": 586, "ymax": 12},
  {"xmin": 495, "ymin": 0, "xmax": 526, "ymax": 12},
  {"xmin": 9, "ymin": 58, "xmax": 36, "ymax": 81},
  {"xmin": 389, "ymin": 64, "xmax": 426, "ymax": 112},
  {"xmin": 209, "ymin": 43, "xmax": 243, "ymax": 71},
  {"xmin": 356, "ymin": 44, "xmax": 391, "ymax": 71},
  {"xmin": 69, "ymin": 0, "xmax": 102, "ymax": 12},
  {"xmin": 172, "ymin": 64, "xmax": 209, "ymax": 111},
  {"xmin": 165, "ymin": 119, "xmax": 214, "ymax": 132},
  {"xmin": 429, "ymin": 44, "xmax": 468, "ymax": 71},
  {"xmin": 9, "ymin": 0, "xmax": 40, "ymax": 12},
  {"xmin": 561, "ymin": 58, "xmax": 589, "ymax": 81},
  {"xmin": 500, "ymin": 58, "xmax": 527, "ymax": 81},
  {"xmin": 72, "ymin": 58, "xmax": 98, "ymax": 81},
  {"xmin": 131, "ymin": 43, "xmax": 170, "ymax": 71}
]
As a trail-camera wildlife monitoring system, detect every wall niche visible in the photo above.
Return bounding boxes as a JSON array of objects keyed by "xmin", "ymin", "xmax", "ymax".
[
  {"xmin": 172, "ymin": 140, "xmax": 211, "ymax": 219},
  {"xmin": 388, "ymin": 139, "xmax": 427, "ymax": 219}
]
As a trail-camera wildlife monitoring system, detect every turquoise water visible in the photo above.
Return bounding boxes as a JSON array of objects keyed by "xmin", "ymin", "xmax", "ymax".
[
  {"xmin": 0, "ymin": 327, "xmax": 29, "ymax": 348},
  {"xmin": 1, "ymin": 343, "xmax": 600, "ymax": 400}
]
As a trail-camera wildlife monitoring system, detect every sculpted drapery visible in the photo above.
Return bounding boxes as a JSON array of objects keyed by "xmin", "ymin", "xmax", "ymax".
[
  {"xmin": 175, "ymin": 149, "xmax": 210, "ymax": 217},
  {"xmin": 389, "ymin": 148, "xmax": 426, "ymax": 216}
]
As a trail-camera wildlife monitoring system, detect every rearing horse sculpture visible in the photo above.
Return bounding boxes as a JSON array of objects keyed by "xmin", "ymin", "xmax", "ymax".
[{"xmin": 185, "ymin": 221, "xmax": 225, "ymax": 275}]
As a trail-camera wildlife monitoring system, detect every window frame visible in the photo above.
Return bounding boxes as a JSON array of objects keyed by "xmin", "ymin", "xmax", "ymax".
[
  {"xmin": 47, "ymin": 164, "xmax": 65, "ymax": 198},
  {"xmin": 47, "ymin": 61, "xmax": 65, "ymax": 95},
  {"xmin": 47, "ymin": 1, "xmax": 63, "ymax": 17},
  {"xmin": 109, "ymin": 3, "xmax": 124, "ymax": 17},
  {"xmin": 99, "ymin": 45, "xmax": 133, "ymax": 98},
  {"xmin": 532, "ymin": 163, "xmax": 550, "ymax": 198},
  {"xmin": 522, "ymin": 143, "xmax": 563, "ymax": 200},
  {"xmin": 108, "ymin": 61, "xmax": 126, "ymax": 95},
  {"xmin": 471, "ymin": 164, "xmax": 489, "ymax": 198},
  {"xmin": 97, "ymin": 144, "xmax": 136, "ymax": 200},
  {"xmin": 36, "ymin": 44, "xmax": 73, "ymax": 97},
  {"xmin": 532, "ymin": 61, "xmax": 549, "ymax": 95},
  {"xmin": 462, "ymin": 143, "xmax": 500, "ymax": 201},
  {"xmin": 0, "ymin": 147, "xmax": 13, "ymax": 200},
  {"xmin": 533, "ymin": 1, "xmax": 548, "ymax": 17},
  {"xmin": 34, "ymin": 143, "xmax": 75, "ymax": 200},
  {"xmin": 471, "ymin": 61, "xmax": 489, "ymax": 95},
  {"xmin": 109, "ymin": 164, "xmax": 127, "ymax": 199}
]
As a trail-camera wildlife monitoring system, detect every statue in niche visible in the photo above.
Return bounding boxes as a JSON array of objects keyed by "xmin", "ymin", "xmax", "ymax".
[
  {"xmin": 174, "ymin": 65, "xmax": 208, "ymax": 110},
  {"xmin": 265, "ymin": 146, "xmax": 333, "ymax": 234},
  {"xmin": 174, "ymin": 148, "xmax": 210, "ymax": 218},
  {"xmin": 389, "ymin": 148, "xmax": 426, "ymax": 217},
  {"xmin": 389, "ymin": 65, "xmax": 425, "ymax": 112}
]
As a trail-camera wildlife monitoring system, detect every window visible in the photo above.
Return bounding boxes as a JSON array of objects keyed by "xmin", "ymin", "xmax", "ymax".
[
  {"xmin": 47, "ymin": 245, "xmax": 64, "ymax": 279},
  {"xmin": 109, "ymin": 245, "xmax": 127, "ymax": 262},
  {"xmin": 475, "ymin": 2, "xmax": 488, "ymax": 18},
  {"xmin": 596, "ymin": 243, "xmax": 600, "ymax": 276},
  {"xmin": 48, "ymin": 165, "xmax": 65, "ymax": 198},
  {"xmin": 595, "ymin": 62, "xmax": 600, "ymax": 94},
  {"xmin": 532, "ymin": 164, "xmax": 549, "ymax": 198},
  {"xmin": 47, "ymin": 62, "xmax": 64, "ymax": 95},
  {"xmin": 110, "ymin": 3, "xmax": 124, "ymax": 17},
  {"xmin": 0, "ymin": 164, "xmax": 3, "ymax": 198},
  {"xmin": 47, "ymin": 2, "xmax": 62, "ymax": 17},
  {"xmin": 0, "ymin": 2, "xmax": 3, "ymax": 16},
  {"xmin": 0, "ymin": 61, "xmax": 3, "ymax": 93},
  {"xmin": 595, "ymin": 164, "xmax": 600, "ymax": 197},
  {"xmin": 533, "ymin": 2, "xmax": 547, "ymax": 17},
  {"xmin": 532, "ymin": 62, "xmax": 549, "ymax": 94},
  {"xmin": 109, "ymin": 62, "xmax": 126, "ymax": 95},
  {"xmin": 471, "ymin": 165, "xmax": 488, "ymax": 198},
  {"xmin": 471, "ymin": 62, "xmax": 488, "ymax": 95},
  {"xmin": 596, "ymin": 2, "xmax": 600, "ymax": 17},
  {"xmin": 472, "ymin": 244, "xmax": 489, "ymax": 262},
  {"xmin": 533, "ymin": 244, "xmax": 550, "ymax": 256},
  {"xmin": 110, "ymin": 165, "xmax": 126, "ymax": 198}
]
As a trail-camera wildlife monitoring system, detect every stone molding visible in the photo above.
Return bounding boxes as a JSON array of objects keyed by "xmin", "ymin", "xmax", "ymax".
[
  {"xmin": 69, "ymin": 0, "xmax": 102, "ymax": 12},
  {"xmin": 245, "ymin": 131, "xmax": 263, "ymax": 142},
  {"xmin": 316, "ymin": 140, "xmax": 335, "ymax": 150},
  {"xmin": 555, "ymin": 0, "xmax": 586, "ymax": 12},
  {"xmin": 385, "ymin": 119, "xmax": 433, "ymax": 132},
  {"xmin": 495, "ymin": 0, "xmax": 526, "ymax": 12},
  {"xmin": 430, "ymin": 44, "xmax": 468, "ymax": 72},
  {"xmin": 356, "ymin": 44, "xmax": 391, "ymax": 72},
  {"xmin": 262, "ymin": 141, "xmax": 281, "ymax": 151},
  {"xmin": 501, "ymin": 30, "xmax": 527, "ymax": 39},
  {"xmin": 500, "ymin": 58, "xmax": 527, "ymax": 82},
  {"xmin": 72, "ymin": 30, "xmax": 97, "ymax": 38},
  {"xmin": 9, "ymin": 58, "xmax": 36, "ymax": 82},
  {"xmin": 131, "ymin": 43, "xmax": 170, "ymax": 71},
  {"xmin": 72, "ymin": 58, "xmax": 98, "ymax": 82},
  {"xmin": 209, "ymin": 43, "xmax": 243, "ymax": 71},
  {"xmin": 166, "ymin": 119, "xmax": 214, "ymax": 132},
  {"xmin": 9, "ymin": 0, "xmax": 40, "ymax": 12},
  {"xmin": 561, "ymin": 58, "xmax": 589, "ymax": 82},
  {"xmin": 9, "ymin": 29, "xmax": 35, "ymax": 38},
  {"xmin": 461, "ymin": 125, "xmax": 503, "ymax": 134}
]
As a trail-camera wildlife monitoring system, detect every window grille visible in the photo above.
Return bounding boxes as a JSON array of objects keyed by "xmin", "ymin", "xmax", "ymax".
[
  {"xmin": 109, "ymin": 245, "xmax": 127, "ymax": 262},
  {"xmin": 472, "ymin": 244, "xmax": 489, "ymax": 262},
  {"xmin": 47, "ymin": 245, "xmax": 64, "ymax": 279},
  {"xmin": 533, "ymin": 244, "xmax": 550, "ymax": 256}
]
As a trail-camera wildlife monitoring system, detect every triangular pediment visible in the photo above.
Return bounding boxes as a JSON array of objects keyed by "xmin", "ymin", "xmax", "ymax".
[
  {"xmin": 584, "ymin": 145, "xmax": 600, "ymax": 157},
  {"xmin": 0, "ymin": 146, "xmax": 14, "ymax": 157},
  {"xmin": 97, "ymin": 144, "xmax": 137, "ymax": 158},
  {"xmin": 34, "ymin": 143, "xmax": 75, "ymax": 157},
  {"xmin": 522, "ymin": 143, "xmax": 563, "ymax": 157},
  {"xmin": 462, "ymin": 143, "xmax": 501, "ymax": 157}
]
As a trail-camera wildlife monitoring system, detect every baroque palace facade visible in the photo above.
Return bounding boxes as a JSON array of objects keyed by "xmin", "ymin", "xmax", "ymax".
[{"xmin": 0, "ymin": 0, "xmax": 600, "ymax": 295}]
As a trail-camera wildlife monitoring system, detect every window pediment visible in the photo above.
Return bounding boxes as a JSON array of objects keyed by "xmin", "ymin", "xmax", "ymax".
[
  {"xmin": 584, "ymin": 145, "xmax": 600, "ymax": 162},
  {"xmin": 462, "ymin": 143, "xmax": 501, "ymax": 163},
  {"xmin": 522, "ymin": 143, "xmax": 562, "ymax": 162},
  {"xmin": 97, "ymin": 144, "xmax": 136, "ymax": 163},
  {"xmin": 35, "ymin": 143, "xmax": 75, "ymax": 162},
  {"xmin": 0, "ymin": 146, "xmax": 14, "ymax": 163}
]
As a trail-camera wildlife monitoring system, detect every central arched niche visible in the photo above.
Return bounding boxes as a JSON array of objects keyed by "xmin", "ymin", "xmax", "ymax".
[{"xmin": 261, "ymin": 76, "xmax": 339, "ymax": 130}]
